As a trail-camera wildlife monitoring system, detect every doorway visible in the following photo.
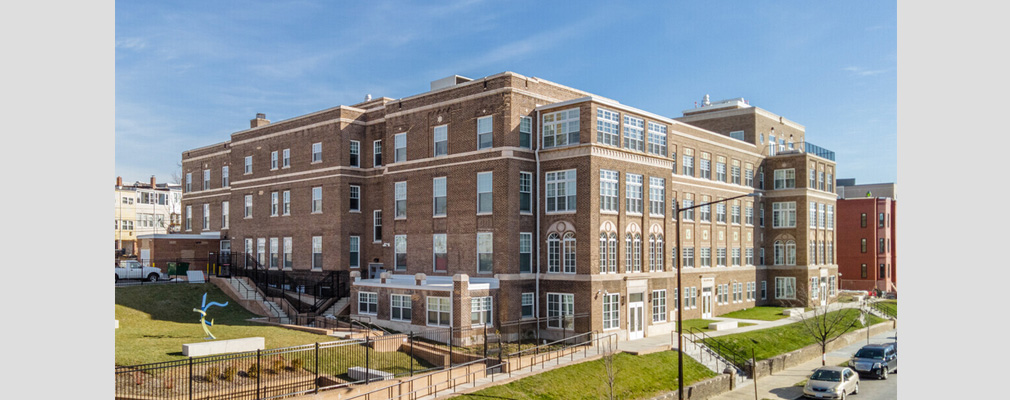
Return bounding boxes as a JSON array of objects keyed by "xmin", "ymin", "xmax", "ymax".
[
  {"xmin": 628, "ymin": 292, "xmax": 644, "ymax": 340},
  {"xmin": 702, "ymin": 287, "xmax": 713, "ymax": 319}
]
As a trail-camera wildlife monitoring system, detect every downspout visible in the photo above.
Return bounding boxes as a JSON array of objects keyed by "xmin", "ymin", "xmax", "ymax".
[{"xmin": 535, "ymin": 109, "xmax": 542, "ymax": 321}]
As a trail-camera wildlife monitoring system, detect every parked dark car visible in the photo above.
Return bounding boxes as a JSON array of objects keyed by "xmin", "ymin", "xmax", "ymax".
[{"xmin": 848, "ymin": 343, "xmax": 897, "ymax": 379}]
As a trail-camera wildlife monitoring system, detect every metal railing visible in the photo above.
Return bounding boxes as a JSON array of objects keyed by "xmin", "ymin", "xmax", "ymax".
[
  {"xmin": 684, "ymin": 327, "xmax": 750, "ymax": 375},
  {"xmin": 347, "ymin": 358, "xmax": 503, "ymax": 400},
  {"xmin": 772, "ymin": 141, "xmax": 836, "ymax": 161}
]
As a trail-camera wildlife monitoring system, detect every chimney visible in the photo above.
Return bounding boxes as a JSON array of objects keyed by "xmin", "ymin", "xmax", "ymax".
[
  {"xmin": 250, "ymin": 113, "xmax": 270, "ymax": 128},
  {"xmin": 150, "ymin": 176, "xmax": 156, "ymax": 188},
  {"xmin": 116, "ymin": 176, "xmax": 123, "ymax": 187}
]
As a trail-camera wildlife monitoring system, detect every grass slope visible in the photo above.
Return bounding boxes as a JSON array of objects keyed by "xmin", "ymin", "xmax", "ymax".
[
  {"xmin": 707, "ymin": 309, "xmax": 886, "ymax": 361},
  {"xmin": 717, "ymin": 306, "xmax": 791, "ymax": 321}
]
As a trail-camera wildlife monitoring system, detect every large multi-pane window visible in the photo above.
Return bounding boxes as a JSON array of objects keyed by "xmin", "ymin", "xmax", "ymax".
[
  {"xmin": 732, "ymin": 248, "xmax": 741, "ymax": 266},
  {"xmin": 312, "ymin": 187, "xmax": 322, "ymax": 213},
  {"xmin": 477, "ymin": 116, "xmax": 493, "ymax": 150},
  {"xmin": 271, "ymin": 192, "xmax": 279, "ymax": 216},
  {"xmin": 682, "ymin": 198, "xmax": 694, "ymax": 221},
  {"xmin": 543, "ymin": 108, "xmax": 580, "ymax": 148},
  {"xmin": 547, "ymin": 293, "xmax": 574, "ymax": 328},
  {"xmin": 547, "ymin": 233, "xmax": 577, "ymax": 273},
  {"xmin": 395, "ymin": 182, "xmax": 407, "ymax": 218},
  {"xmin": 471, "ymin": 296, "xmax": 493, "ymax": 326},
  {"xmin": 715, "ymin": 159, "xmax": 726, "ymax": 182},
  {"xmin": 716, "ymin": 203, "xmax": 726, "ymax": 223},
  {"xmin": 477, "ymin": 172, "xmax": 493, "ymax": 214},
  {"xmin": 427, "ymin": 296, "xmax": 450, "ymax": 326},
  {"xmin": 519, "ymin": 232, "xmax": 532, "ymax": 273},
  {"xmin": 282, "ymin": 191, "xmax": 290, "ymax": 215},
  {"xmin": 682, "ymin": 149, "xmax": 694, "ymax": 176},
  {"xmin": 433, "ymin": 177, "xmax": 446, "ymax": 216},
  {"xmin": 597, "ymin": 108, "xmax": 620, "ymax": 146},
  {"xmin": 394, "ymin": 235, "xmax": 406, "ymax": 271},
  {"xmin": 626, "ymin": 173, "xmax": 643, "ymax": 214},
  {"xmin": 772, "ymin": 202, "xmax": 797, "ymax": 228},
  {"xmin": 545, "ymin": 170, "xmax": 576, "ymax": 212},
  {"xmin": 477, "ymin": 232, "xmax": 493, "ymax": 273},
  {"xmin": 349, "ymin": 141, "xmax": 359, "ymax": 167},
  {"xmin": 519, "ymin": 172, "xmax": 533, "ymax": 213},
  {"xmin": 700, "ymin": 247, "xmax": 711, "ymax": 267},
  {"xmin": 731, "ymin": 203, "xmax": 741, "ymax": 224},
  {"xmin": 810, "ymin": 167, "xmax": 817, "ymax": 188},
  {"xmin": 394, "ymin": 133, "xmax": 407, "ymax": 162},
  {"xmin": 312, "ymin": 236, "xmax": 322, "ymax": 270},
  {"xmin": 731, "ymin": 163, "xmax": 741, "ymax": 185},
  {"xmin": 649, "ymin": 234, "xmax": 664, "ymax": 272},
  {"xmin": 682, "ymin": 247, "xmax": 694, "ymax": 267},
  {"xmin": 649, "ymin": 177, "xmax": 665, "ymax": 216},
  {"xmin": 700, "ymin": 202, "xmax": 711, "ymax": 222},
  {"xmin": 716, "ymin": 247, "xmax": 727, "ymax": 267},
  {"xmin": 700, "ymin": 156, "xmax": 711, "ymax": 179},
  {"xmin": 600, "ymin": 170, "xmax": 619, "ymax": 212},
  {"xmin": 745, "ymin": 247, "xmax": 754, "ymax": 265},
  {"xmin": 818, "ymin": 203, "xmax": 826, "ymax": 228},
  {"xmin": 652, "ymin": 290, "xmax": 667, "ymax": 322},
  {"xmin": 519, "ymin": 116, "xmax": 532, "ymax": 149},
  {"xmin": 809, "ymin": 202, "xmax": 817, "ymax": 228},
  {"xmin": 775, "ymin": 277, "xmax": 796, "ymax": 299},
  {"xmin": 185, "ymin": 173, "xmax": 192, "ymax": 193},
  {"xmin": 602, "ymin": 293, "xmax": 619, "ymax": 330},
  {"xmin": 773, "ymin": 240, "xmax": 797, "ymax": 265},
  {"xmin": 647, "ymin": 122, "xmax": 667, "ymax": 156},
  {"xmin": 433, "ymin": 234, "xmax": 448, "ymax": 272},
  {"xmin": 521, "ymin": 293, "xmax": 535, "ymax": 318},
  {"xmin": 391, "ymin": 294, "xmax": 411, "ymax": 321},
  {"xmin": 358, "ymin": 292, "xmax": 378, "ymax": 315},
  {"xmin": 827, "ymin": 205, "xmax": 834, "ymax": 230},
  {"xmin": 744, "ymin": 166, "xmax": 753, "ymax": 187},
  {"xmin": 433, "ymin": 125, "xmax": 448, "ymax": 156},
  {"xmin": 623, "ymin": 115, "xmax": 644, "ymax": 151},
  {"xmin": 349, "ymin": 236, "xmax": 360, "ymax": 269},
  {"xmin": 774, "ymin": 169, "xmax": 796, "ymax": 189}
]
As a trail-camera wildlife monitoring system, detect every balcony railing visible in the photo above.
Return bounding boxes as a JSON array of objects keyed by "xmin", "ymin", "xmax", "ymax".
[{"xmin": 770, "ymin": 141, "xmax": 835, "ymax": 161}]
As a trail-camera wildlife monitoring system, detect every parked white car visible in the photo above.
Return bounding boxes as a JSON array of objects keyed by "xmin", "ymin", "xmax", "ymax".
[{"xmin": 115, "ymin": 260, "xmax": 163, "ymax": 282}]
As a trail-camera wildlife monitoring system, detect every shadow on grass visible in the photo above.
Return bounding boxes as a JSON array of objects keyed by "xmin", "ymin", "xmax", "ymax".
[{"xmin": 116, "ymin": 283, "xmax": 261, "ymax": 325}]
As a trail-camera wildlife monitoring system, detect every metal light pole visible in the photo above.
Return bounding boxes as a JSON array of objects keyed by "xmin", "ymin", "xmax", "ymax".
[{"xmin": 676, "ymin": 191, "xmax": 761, "ymax": 400}]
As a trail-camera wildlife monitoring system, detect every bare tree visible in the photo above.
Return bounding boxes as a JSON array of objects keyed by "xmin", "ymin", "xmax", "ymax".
[
  {"xmin": 599, "ymin": 341, "xmax": 619, "ymax": 400},
  {"xmin": 787, "ymin": 285, "xmax": 860, "ymax": 366},
  {"xmin": 170, "ymin": 161, "xmax": 182, "ymax": 185}
]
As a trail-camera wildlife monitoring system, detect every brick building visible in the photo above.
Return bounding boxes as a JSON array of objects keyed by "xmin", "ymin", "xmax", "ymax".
[
  {"xmin": 180, "ymin": 72, "xmax": 839, "ymax": 342},
  {"xmin": 835, "ymin": 181, "xmax": 896, "ymax": 294},
  {"xmin": 115, "ymin": 176, "xmax": 182, "ymax": 256}
]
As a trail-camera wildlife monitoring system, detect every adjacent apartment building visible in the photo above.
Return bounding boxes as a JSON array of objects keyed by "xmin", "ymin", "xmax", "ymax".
[
  {"xmin": 180, "ymin": 72, "xmax": 839, "ymax": 342},
  {"xmin": 115, "ymin": 176, "xmax": 182, "ymax": 255},
  {"xmin": 835, "ymin": 180, "xmax": 896, "ymax": 294}
]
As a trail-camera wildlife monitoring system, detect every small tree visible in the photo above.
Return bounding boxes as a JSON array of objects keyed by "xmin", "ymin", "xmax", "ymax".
[
  {"xmin": 787, "ymin": 284, "xmax": 859, "ymax": 366},
  {"xmin": 598, "ymin": 341, "xmax": 619, "ymax": 400}
]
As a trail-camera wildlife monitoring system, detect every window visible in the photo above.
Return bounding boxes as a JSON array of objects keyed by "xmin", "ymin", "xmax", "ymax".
[
  {"xmin": 271, "ymin": 151, "xmax": 278, "ymax": 169},
  {"xmin": 650, "ymin": 235, "xmax": 664, "ymax": 272},
  {"xmin": 349, "ymin": 141, "xmax": 359, "ymax": 167},
  {"xmin": 879, "ymin": 238, "xmax": 885, "ymax": 254},
  {"xmin": 477, "ymin": 172, "xmax": 493, "ymax": 214},
  {"xmin": 810, "ymin": 168, "xmax": 817, "ymax": 188},
  {"xmin": 881, "ymin": 263, "xmax": 887, "ymax": 278},
  {"xmin": 746, "ymin": 247, "xmax": 754, "ymax": 266},
  {"xmin": 203, "ymin": 170, "xmax": 210, "ymax": 190},
  {"xmin": 773, "ymin": 240, "xmax": 797, "ymax": 266},
  {"xmin": 395, "ymin": 133, "xmax": 407, "ymax": 162},
  {"xmin": 545, "ymin": 169, "xmax": 577, "ymax": 212},
  {"xmin": 623, "ymin": 115, "xmax": 644, "ymax": 151},
  {"xmin": 394, "ymin": 235, "xmax": 406, "ymax": 271},
  {"xmin": 520, "ymin": 172, "xmax": 533, "ymax": 213},
  {"xmin": 185, "ymin": 173, "xmax": 192, "ymax": 192},
  {"xmin": 477, "ymin": 232, "xmax": 493, "ymax": 273},
  {"xmin": 732, "ymin": 203, "xmax": 741, "ymax": 224},
  {"xmin": 282, "ymin": 148, "xmax": 290, "ymax": 167},
  {"xmin": 427, "ymin": 296, "xmax": 451, "ymax": 326},
  {"xmin": 716, "ymin": 203, "xmax": 726, "ymax": 223},
  {"xmin": 716, "ymin": 247, "xmax": 727, "ymax": 267},
  {"xmin": 543, "ymin": 108, "xmax": 580, "ymax": 148},
  {"xmin": 828, "ymin": 276, "xmax": 836, "ymax": 296},
  {"xmin": 282, "ymin": 190, "xmax": 290, "ymax": 215},
  {"xmin": 257, "ymin": 238, "xmax": 266, "ymax": 266},
  {"xmin": 879, "ymin": 213, "xmax": 885, "ymax": 227},
  {"xmin": 775, "ymin": 277, "xmax": 796, "ymax": 299},
  {"xmin": 244, "ymin": 195, "xmax": 252, "ymax": 218},
  {"xmin": 772, "ymin": 202, "xmax": 797, "ymax": 228},
  {"xmin": 547, "ymin": 293, "xmax": 574, "ymax": 329},
  {"xmin": 810, "ymin": 240, "xmax": 818, "ymax": 265},
  {"xmin": 521, "ymin": 293, "xmax": 535, "ymax": 318},
  {"xmin": 312, "ymin": 187, "xmax": 322, "ymax": 213},
  {"xmin": 608, "ymin": 233, "xmax": 618, "ymax": 273},
  {"xmin": 827, "ymin": 205, "xmax": 834, "ymax": 230},
  {"xmin": 700, "ymin": 247, "xmax": 711, "ymax": 267},
  {"xmin": 861, "ymin": 238, "xmax": 867, "ymax": 253},
  {"xmin": 732, "ymin": 248, "xmax": 741, "ymax": 266},
  {"xmin": 358, "ymin": 292, "xmax": 378, "ymax": 315},
  {"xmin": 433, "ymin": 234, "xmax": 447, "ymax": 272},
  {"xmin": 349, "ymin": 236, "xmax": 359, "ymax": 269},
  {"xmin": 819, "ymin": 171, "xmax": 825, "ymax": 191},
  {"xmin": 774, "ymin": 169, "xmax": 795, "ymax": 189},
  {"xmin": 715, "ymin": 159, "xmax": 726, "ymax": 182},
  {"xmin": 626, "ymin": 234, "xmax": 642, "ymax": 272},
  {"xmin": 391, "ymin": 294, "xmax": 411, "ymax": 322},
  {"xmin": 477, "ymin": 116, "xmax": 493, "ymax": 149},
  {"xmin": 202, "ymin": 204, "xmax": 210, "ymax": 230},
  {"xmin": 647, "ymin": 122, "xmax": 667, "ymax": 156},
  {"xmin": 433, "ymin": 125, "xmax": 448, "ymax": 156},
  {"xmin": 652, "ymin": 290, "xmax": 667, "ymax": 322},
  {"xmin": 700, "ymin": 157, "xmax": 711, "ymax": 180},
  {"xmin": 744, "ymin": 166, "xmax": 753, "ymax": 187},
  {"xmin": 373, "ymin": 140, "xmax": 382, "ymax": 167},
  {"xmin": 682, "ymin": 247, "xmax": 695, "ymax": 268},
  {"xmin": 312, "ymin": 236, "xmax": 322, "ymax": 270},
  {"xmin": 649, "ymin": 177, "xmax": 665, "ymax": 216},
  {"xmin": 682, "ymin": 150, "xmax": 694, "ymax": 176},
  {"xmin": 283, "ymin": 237, "xmax": 292, "ymax": 269},
  {"xmin": 547, "ymin": 233, "xmax": 577, "ymax": 273},
  {"xmin": 519, "ymin": 116, "xmax": 532, "ymax": 149},
  {"xmin": 433, "ymin": 177, "xmax": 446, "ymax": 216},
  {"xmin": 221, "ymin": 166, "xmax": 229, "ymax": 187},
  {"xmin": 827, "ymin": 241, "xmax": 834, "ymax": 264},
  {"xmin": 597, "ymin": 108, "xmax": 620, "ymax": 146},
  {"xmin": 626, "ymin": 173, "xmax": 643, "ymax": 214},
  {"xmin": 471, "ymin": 296, "xmax": 493, "ymax": 326},
  {"xmin": 564, "ymin": 233, "xmax": 577, "ymax": 273},
  {"xmin": 349, "ymin": 185, "xmax": 360, "ymax": 211},
  {"xmin": 313, "ymin": 142, "xmax": 323, "ymax": 163},
  {"xmin": 818, "ymin": 203, "xmax": 826, "ymax": 228},
  {"xmin": 700, "ymin": 203, "xmax": 710, "ymax": 222},
  {"xmin": 809, "ymin": 202, "xmax": 817, "ymax": 228},
  {"xmin": 603, "ymin": 293, "xmax": 619, "ymax": 330},
  {"xmin": 221, "ymin": 201, "xmax": 229, "ymax": 229},
  {"xmin": 244, "ymin": 156, "xmax": 253, "ymax": 174},
  {"xmin": 760, "ymin": 281, "xmax": 767, "ymax": 300},
  {"xmin": 599, "ymin": 234, "xmax": 608, "ymax": 273},
  {"xmin": 827, "ymin": 173, "xmax": 834, "ymax": 192},
  {"xmin": 519, "ymin": 232, "xmax": 533, "ymax": 273},
  {"xmin": 682, "ymin": 198, "xmax": 694, "ymax": 221},
  {"xmin": 269, "ymin": 238, "xmax": 279, "ymax": 269},
  {"xmin": 373, "ymin": 210, "xmax": 383, "ymax": 242},
  {"xmin": 185, "ymin": 205, "xmax": 192, "ymax": 231},
  {"xmin": 600, "ymin": 170, "xmax": 619, "ymax": 212},
  {"xmin": 271, "ymin": 192, "xmax": 279, "ymax": 216},
  {"xmin": 731, "ymin": 163, "xmax": 741, "ymax": 185},
  {"xmin": 395, "ymin": 181, "xmax": 407, "ymax": 218},
  {"xmin": 810, "ymin": 277, "xmax": 820, "ymax": 300},
  {"xmin": 861, "ymin": 263, "xmax": 868, "ymax": 278}
]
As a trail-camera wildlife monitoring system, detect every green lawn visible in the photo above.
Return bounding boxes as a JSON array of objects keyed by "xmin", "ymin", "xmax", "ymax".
[
  {"xmin": 459, "ymin": 351, "xmax": 716, "ymax": 400},
  {"xmin": 680, "ymin": 318, "xmax": 756, "ymax": 332},
  {"xmin": 703, "ymin": 309, "xmax": 886, "ymax": 361},
  {"xmin": 876, "ymin": 300, "xmax": 897, "ymax": 317},
  {"xmin": 716, "ymin": 307, "xmax": 790, "ymax": 321}
]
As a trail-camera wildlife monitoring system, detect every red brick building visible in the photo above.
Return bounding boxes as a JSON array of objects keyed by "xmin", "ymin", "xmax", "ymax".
[
  {"xmin": 180, "ymin": 72, "xmax": 840, "ymax": 342},
  {"xmin": 835, "ymin": 182, "xmax": 896, "ymax": 294}
]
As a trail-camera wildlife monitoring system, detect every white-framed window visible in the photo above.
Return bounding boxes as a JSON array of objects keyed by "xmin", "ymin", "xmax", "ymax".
[
  {"xmin": 519, "ymin": 116, "xmax": 533, "ymax": 149},
  {"xmin": 828, "ymin": 276, "xmax": 837, "ymax": 296},
  {"xmin": 599, "ymin": 233, "xmax": 608, "ymax": 273},
  {"xmin": 477, "ymin": 171, "xmax": 493, "ymax": 214},
  {"xmin": 827, "ymin": 173, "xmax": 834, "ymax": 192},
  {"xmin": 600, "ymin": 170, "xmax": 619, "ymax": 212},
  {"xmin": 373, "ymin": 140, "xmax": 382, "ymax": 167},
  {"xmin": 394, "ymin": 133, "xmax": 407, "ymax": 162},
  {"xmin": 545, "ymin": 169, "xmax": 577, "ymax": 213},
  {"xmin": 827, "ymin": 241, "xmax": 833, "ymax": 264},
  {"xmin": 185, "ymin": 205, "xmax": 192, "ymax": 231},
  {"xmin": 602, "ymin": 293, "xmax": 619, "ymax": 330},
  {"xmin": 391, "ymin": 294, "xmax": 411, "ymax": 322},
  {"xmin": 774, "ymin": 169, "xmax": 795, "ymax": 189},
  {"xmin": 543, "ymin": 108, "xmax": 580, "ymax": 148},
  {"xmin": 700, "ymin": 203, "xmax": 711, "ymax": 222},
  {"xmin": 626, "ymin": 173, "xmax": 643, "ymax": 214},
  {"xmin": 547, "ymin": 293, "xmax": 574, "ymax": 329},
  {"xmin": 819, "ymin": 171, "xmax": 825, "ymax": 191},
  {"xmin": 810, "ymin": 277, "xmax": 820, "ymax": 300},
  {"xmin": 244, "ymin": 156, "xmax": 253, "ymax": 174},
  {"xmin": 433, "ymin": 125, "xmax": 448, "ymax": 156},
  {"xmin": 772, "ymin": 202, "xmax": 797, "ymax": 228},
  {"xmin": 731, "ymin": 164, "xmax": 741, "ymax": 185},
  {"xmin": 761, "ymin": 281, "xmax": 767, "ymax": 300},
  {"xmin": 682, "ymin": 247, "xmax": 695, "ymax": 268},
  {"xmin": 809, "ymin": 167, "xmax": 817, "ymax": 188},
  {"xmin": 520, "ymin": 172, "xmax": 533, "ymax": 214},
  {"xmin": 373, "ymin": 210, "xmax": 383, "ymax": 242},
  {"xmin": 221, "ymin": 201, "xmax": 229, "ymax": 229},
  {"xmin": 716, "ymin": 247, "xmax": 727, "ymax": 267},
  {"xmin": 282, "ymin": 149, "xmax": 290, "ymax": 168},
  {"xmin": 716, "ymin": 203, "xmax": 726, "ymax": 223},
  {"xmin": 477, "ymin": 232, "xmax": 493, "ymax": 273},
  {"xmin": 312, "ymin": 187, "xmax": 322, "ymax": 213},
  {"xmin": 745, "ymin": 204, "xmax": 754, "ymax": 225},
  {"xmin": 269, "ymin": 237, "xmax": 279, "ymax": 269},
  {"xmin": 716, "ymin": 160, "xmax": 726, "ymax": 182},
  {"xmin": 652, "ymin": 290, "xmax": 667, "ymax": 322},
  {"xmin": 682, "ymin": 198, "xmax": 694, "ymax": 221},
  {"xmin": 433, "ymin": 177, "xmax": 447, "ymax": 216},
  {"xmin": 349, "ymin": 236, "xmax": 360, "ymax": 269},
  {"xmin": 700, "ymin": 157, "xmax": 711, "ymax": 179},
  {"xmin": 313, "ymin": 142, "xmax": 323, "ymax": 163},
  {"xmin": 271, "ymin": 192, "xmax": 279, "ymax": 216},
  {"xmin": 775, "ymin": 277, "xmax": 796, "ymax": 299},
  {"xmin": 202, "ymin": 204, "xmax": 210, "ymax": 230},
  {"xmin": 256, "ymin": 238, "xmax": 266, "ymax": 266},
  {"xmin": 185, "ymin": 172, "xmax": 192, "ymax": 193},
  {"xmin": 700, "ymin": 247, "xmax": 711, "ymax": 267},
  {"xmin": 433, "ymin": 234, "xmax": 447, "ymax": 272},
  {"xmin": 395, "ymin": 181, "xmax": 407, "ymax": 218},
  {"xmin": 745, "ymin": 247, "xmax": 754, "ymax": 266},
  {"xmin": 271, "ymin": 151, "xmax": 278, "ymax": 170},
  {"xmin": 427, "ymin": 296, "xmax": 451, "ymax": 326},
  {"xmin": 649, "ymin": 234, "xmax": 664, "ymax": 272},
  {"xmin": 394, "ymin": 235, "xmax": 406, "ymax": 271},
  {"xmin": 358, "ymin": 292, "xmax": 378, "ymax": 315},
  {"xmin": 608, "ymin": 233, "xmax": 617, "ymax": 273},
  {"xmin": 649, "ymin": 177, "xmax": 665, "ymax": 216},
  {"xmin": 283, "ymin": 237, "xmax": 292, "ymax": 269},
  {"xmin": 809, "ymin": 201, "xmax": 817, "ymax": 228},
  {"xmin": 827, "ymin": 205, "xmax": 834, "ymax": 230},
  {"xmin": 221, "ymin": 166, "xmax": 229, "ymax": 187},
  {"xmin": 471, "ymin": 296, "xmax": 492, "ymax": 327},
  {"xmin": 521, "ymin": 292, "xmax": 535, "ymax": 318},
  {"xmin": 546, "ymin": 233, "xmax": 577, "ymax": 274},
  {"xmin": 349, "ymin": 185, "xmax": 360, "ymax": 212},
  {"xmin": 477, "ymin": 115, "xmax": 493, "ymax": 149},
  {"xmin": 596, "ymin": 108, "xmax": 620, "ymax": 146},
  {"xmin": 731, "ymin": 203, "xmax": 741, "ymax": 224},
  {"xmin": 244, "ymin": 195, "xmax": 252, "ymax": 218},
  {"xmin": 519, "ymin": 232, "xmax": 533, "ymax": 273},
  {"xmin": 647, "ymin": 122, "xmax": 667, "ymax": 156},
  {"xmin": 817, "ymin": 203, "xmax": 826, "ymax": 228},
  {"xmin": 203, "ymin": 170, "xmax": 210, "ymax": 190},
  {"xmin": 625, "ymin": 233, "xmax": 642, "ymax": 272},
  {"xmin": 773, "ymin": 240, "xmax": 797, "ymax": 265},
  {"xmin": 744, "ymin": 166, "xmax": 753, "ymax": 187},
  {"xmin": 682, "ymin": 150, "xmax": 695, "ymax": 176},
  {"xmin": 623, "ymin": 115, "xmax": 644, "ymax": 152},
  {"xmin": 312, "ymin": 236, "xmax": 322, "ymax": 270},
  {"xmin": 282, "ymin": 190, "xmax": 290, "ymax": 215},
  {"xmin": 732, "ymin": 247, "xmax": 741, "ymax": 266},
  {"xmin": 349, "ymin": 141, "xmax": 359, "ymax": 167}
]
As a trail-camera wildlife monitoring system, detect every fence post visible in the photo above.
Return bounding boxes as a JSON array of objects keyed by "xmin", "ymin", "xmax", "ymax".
[
  {"xmin": 315, "ymin": 342, "xmax": 320, "ymax": 394},
  {"xmin": 188, "ymin": 357, "xmax": 193, "ymax": 400},
  {"xmin": 483, "ymin": 325, "xmax": 488, "ymax": 360},
  {"xmin": 256, "ymin": 349, "xmax": 261, "ymax": 400},
  {"xmin": 410, "ymin": 332, "xmax": 415, "ymax": 377},
  {"xmin": 449, "ymin": 327, "xmax": 454, "ymax": 368},
  {"xmin": 365, "ymin": 336, "xmax": 371, "ymax": 384}
]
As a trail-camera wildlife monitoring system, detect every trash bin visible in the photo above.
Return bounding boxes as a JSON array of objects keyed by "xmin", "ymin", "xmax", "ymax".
[{"xmin": 177, "ymin": 262, "xmax": 190, "ymax": 276}]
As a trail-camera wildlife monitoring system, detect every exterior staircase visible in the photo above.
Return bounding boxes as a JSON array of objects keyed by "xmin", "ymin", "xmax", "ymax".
[
  {"xmin": 681, "ymin": 334, "xmax": 749, "ymax": 386},
  {"xmin": 226, "ymin": 277, "xmax": 291, "ymax": 324},
  {"xmin": 322, "ymin": 296, "xmax": 350, "ymax": 316}
]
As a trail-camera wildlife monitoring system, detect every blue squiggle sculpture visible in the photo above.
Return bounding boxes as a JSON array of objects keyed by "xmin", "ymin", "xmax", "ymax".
[{"xmin": 193, "ymin": 292, "xmax": 229, "ymax": 340}]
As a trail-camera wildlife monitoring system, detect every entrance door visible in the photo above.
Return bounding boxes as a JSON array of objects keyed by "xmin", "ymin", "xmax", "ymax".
[
  {"xmin": 628, "ymin": 292, "xmax": 644, "ymax": 340},
  {"xmin": 819, "ymin": 278, "xmax": 827, "ymax": 306},
  {"xmin": 702, "ymin": 287, "xmax": 713, "ymax": 319},
  {"xmin": 367, "ymin": 263, "xmax": 384, "ymax": 279}
]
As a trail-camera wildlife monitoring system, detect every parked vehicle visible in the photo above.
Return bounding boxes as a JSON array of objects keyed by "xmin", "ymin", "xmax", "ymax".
[
  {"xmin": 802, "ymin": 366, "xmax": 859, "ymax": 399},
  {"xmin": 115, "ymin": 260, "xmax": 163, "ymax": 283},
  {"xmin": 848, "ymin": 342, "xmax": 897, "ymax": 379}
]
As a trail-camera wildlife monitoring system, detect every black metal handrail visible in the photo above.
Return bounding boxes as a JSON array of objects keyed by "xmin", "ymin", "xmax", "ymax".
[
  {"xmin": 868, "ymin": 300, "xmax": 897, "ymax": 320},
  {"xmin": 685, "ymin": 327, "xmax": 750, "ymax": 374}
]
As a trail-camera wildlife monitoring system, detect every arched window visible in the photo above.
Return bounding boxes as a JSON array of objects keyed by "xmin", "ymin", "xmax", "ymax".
[
  {"xmin": 599, "ymin": 233, "xmax": 608, "ymax": 273},
  {"xmin": 608, "ymin": 233, "xmax": 618, "ymax": 273},
  {"xmin": 786, "ymin": 240, "xmax": 796, "ymax": 265},
  {"xmin": 626, "ymin": 234, "xmax": 634, "ymax": 272},
  {"xmin": 774, "ymin": 241, "xmax": 784, "ymax": 265},
  {"xmin": 809, "ymin": 240, "xmax": 817, "ymax": 265},
  {"xmin": 563, "ymin": 233, "xmax": 577, "ymax": 273},
  {"xmin": 633, "ymin": 234, "xmax": 642, "ymax": 272},
  {"xmin": 547, "ymin": 233, "xmax": 561, "ymax": 273},
  {"xmin": 656, "ymin": 235, "xmax": 664, "ymax": 271},
  {"xmin": 649, "ymin": 234, "xmax": 657, "ymax": 272}
]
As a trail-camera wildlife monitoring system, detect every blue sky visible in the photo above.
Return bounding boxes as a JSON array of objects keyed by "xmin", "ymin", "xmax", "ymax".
[{"xmin": 116, "ymin": 1, "xmax": 896, "ymax": 185}]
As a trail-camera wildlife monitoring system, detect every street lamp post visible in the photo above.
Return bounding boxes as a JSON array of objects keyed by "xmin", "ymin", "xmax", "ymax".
[{"xmin": 675, "ymin": 191, "xmax": 761, "ymax": 400}]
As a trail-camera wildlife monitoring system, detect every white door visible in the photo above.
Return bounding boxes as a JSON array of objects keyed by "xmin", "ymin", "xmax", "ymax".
[
  {"xmin": 702, "ymin": 287, "xmax": 713, "ymax": 319},
  {"xmin": 820, "ymin": 278, "xmax": 827, "ymax": 306},
  {"xmin": 628, "ymin": 292, "xmax": 644, "ymax": 340}
]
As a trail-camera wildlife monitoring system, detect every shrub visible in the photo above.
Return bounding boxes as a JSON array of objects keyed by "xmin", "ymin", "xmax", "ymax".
[
  {"xmin": 205, "ymin": 367, "xmax": 220, "ymax": 382},
  {"xmin": 223, "ymin": 366, "xmax": 237, "ymax": 381},
  {"xmin": 271, "ymin": 359, "xmax": 286, "ymax": 373},
  {"xmin": 291, "ymin": 358, "xmax": 304, "ymax": 370},
  {"xmin": 247, "ymin": 364, "xmax": 259, "ymax": 379}
]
